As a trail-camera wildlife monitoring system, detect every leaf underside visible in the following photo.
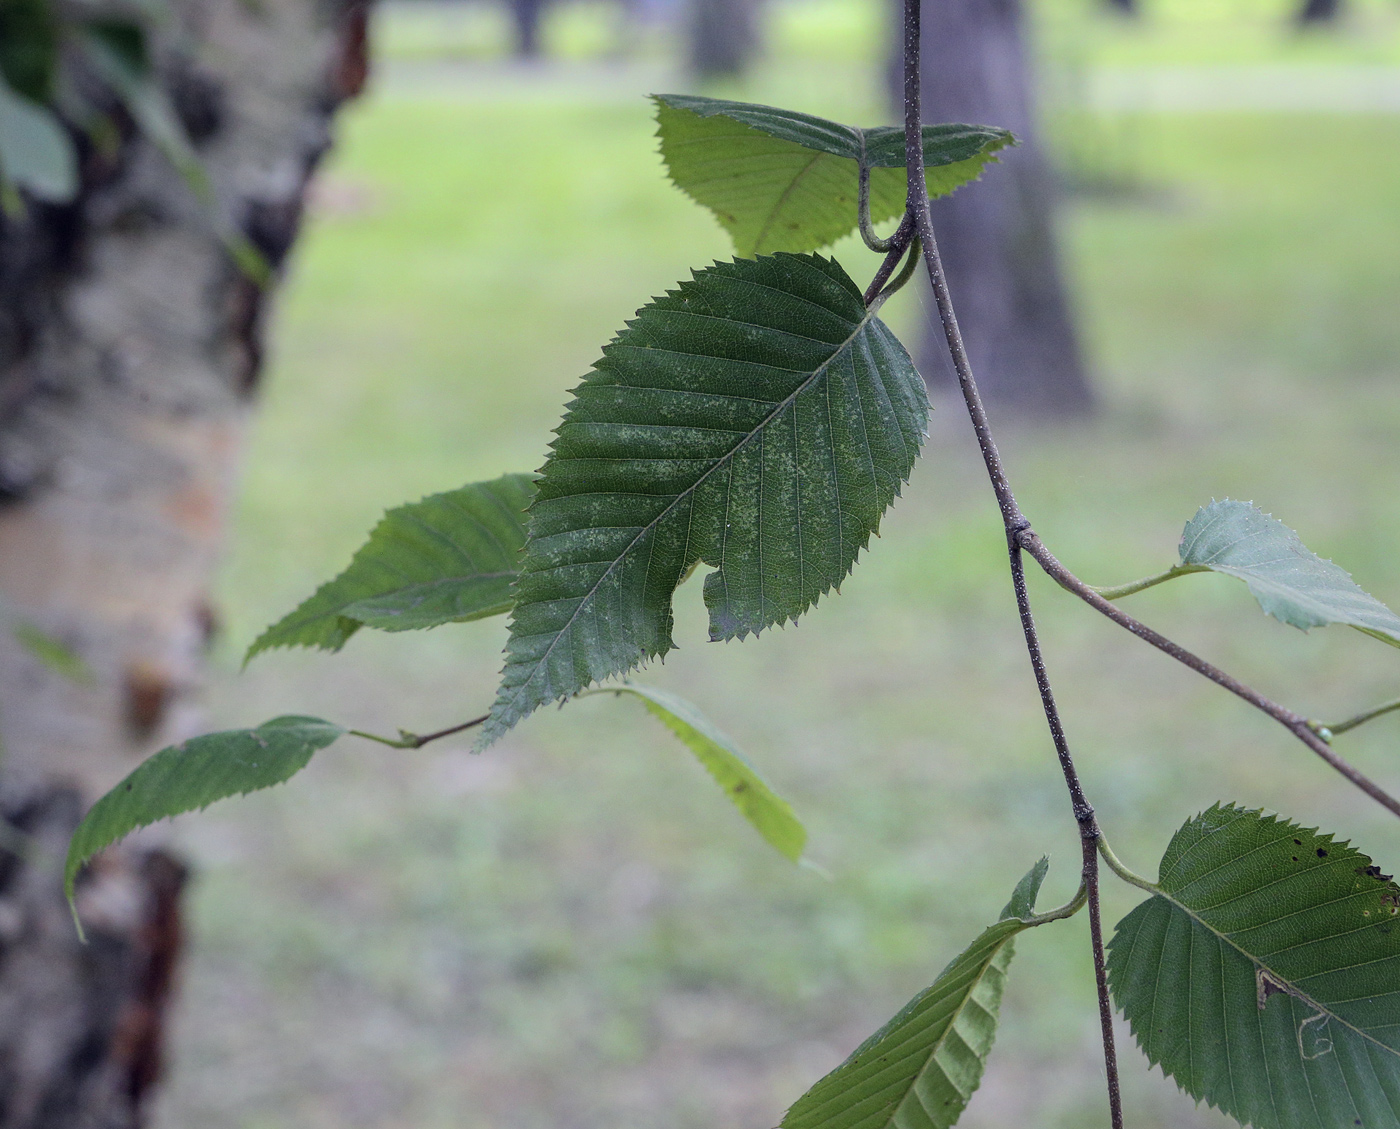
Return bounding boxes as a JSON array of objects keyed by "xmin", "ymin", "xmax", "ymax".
[
  {"xmin": 654, "ymin": 94, "xmax": 1014, "ymax": 257},
  {"xmin": 782, "ymin": 859, "xmax": 1049, "ymax": 1129},
  {"xmin": 1179, "ymin": 499, "xmax": 1400, "ymax": 648},
  {"xmin": 482, "ymin": 252, "xmax": 927, "ymax": 746},
  {"xmin": 0, "ymin": 69, "xmax": 75, "ymax": 201},
  {"xmin": 66, "ymin": 716, "xmax": 345, "ymax": 900},
  {"xmin": 589, "ymin": 683, "xmax": 806, "ymax": 861},
  {"xmin": 1108, "ymin": 804, "xmax": 1400, "ymax": 1129},
  {"xmin": 246, "ymin": 473, "xmax": 535, "ymax": 663}
]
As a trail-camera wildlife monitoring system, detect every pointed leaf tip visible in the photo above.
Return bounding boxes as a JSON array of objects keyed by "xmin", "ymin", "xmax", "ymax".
[
  {"xmin": 245, "ymin": 473, "xmax": 535, "ymax": 663},
  {"xmin": 65, "ymin": 716, "xmax": 345, "ymax": 903},
  {"xmin": 782, "ymin": 860, "xmax": 1050, "ymax": 1129},
  {"xmin": 592, "ymin": 684, "xmax": 806, "ymax": 861},
  {"xmin": 1179, "ymin": 499, "xmax": 1400, "ymax": 647}
]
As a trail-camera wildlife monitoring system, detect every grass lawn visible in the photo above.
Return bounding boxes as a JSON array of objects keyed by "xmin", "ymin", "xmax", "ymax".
[{"xmin": 151, "ymin": 2, "xmax": 1400, "ymax": 1127}]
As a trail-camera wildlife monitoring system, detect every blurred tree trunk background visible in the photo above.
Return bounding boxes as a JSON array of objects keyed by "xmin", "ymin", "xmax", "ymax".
[
  {"xmin": 898, "ymin": 0, "xmax": 1092, "ymax": 418},
  {"xmin": 688, "ymin": 0, "xmax": 762, "ymax": 80},
  {"xmin": 1297, "ymin": 0, "xmax": 1342, "ymax": 24},
  {"xmin": 0, "ymin": 0, "xmax": 367, "ymax": 1122}
]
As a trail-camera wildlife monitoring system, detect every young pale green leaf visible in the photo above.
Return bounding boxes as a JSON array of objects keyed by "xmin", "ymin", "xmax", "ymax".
[
  {"xmin": 483, "ymin": 253, "xmax": 927, "ymax": 746},
  {"xmin": 13, "ymin": 622, "xmax": 90, "ymax": 682},
  {"xmin": 1180, "ymin": 499, "xmax": 1400, "ymax": 648},
  {"xmin": 654, "ymin": 94, "xmax": 1013, "ymax": 257},
  {"xmin": 246, "ymin": 474, "xmax": 535, "ymax": 662},
  {"xmin": 781, "ymin": 859, "xmax": 1049, "ymax": 1129},
  {"xmin": 587, "ymin": 684, "xmax": 805, "ymax": 861},
  {"xmin": 1108, "ymin": 804, "xmax": 1400, "ymax": 1129},
  {"xmin": 0, "ymin": 70, "xmax": 75, "ymax": 202},
  {"xmin": 66, "ymin": 716, "xmax": 345, "ymax": 900}
]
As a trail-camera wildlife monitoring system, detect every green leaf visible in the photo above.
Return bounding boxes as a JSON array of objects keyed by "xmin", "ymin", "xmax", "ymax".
[
  {"xmin": 654, "ymin": 94, "xmax": 1013, "ymax": 257},
  {"xmin": 1180, "ymin": 499, "xmax": 1400, "ymax": 648},
  {"xmin": 781, "ymin": 859, "xmax": 1049, "ymax": 1129},
  {"xmin": 0, "ymin": 70, "xmax": 75, "ymax": 202},
  {"xmin": 483, "ymin": 253, "xmax": 927, "ymax": 746},
  {"xmin": 1107, "ymin": 804, "xmax": 1400, "ymax": 1129},
  {"xmin": 587, "ymin": 683, "xmax": 805, "ymax": 861},
  {"xmin": 14, "ymin": 622, "xmax": 90, "ymax": 682},
  {"xmin": 66, "ymin": 716, "xmax": 345, "ymax": 900},
  {"xmin": 246, "ymin": 474, "xmax": 535, "ymax": 662}
]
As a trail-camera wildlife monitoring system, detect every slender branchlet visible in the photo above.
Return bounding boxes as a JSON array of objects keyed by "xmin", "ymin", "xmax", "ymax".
[{"xmin": 897, "ymin": 2, "xmax": 1123, "ymax": 1124}]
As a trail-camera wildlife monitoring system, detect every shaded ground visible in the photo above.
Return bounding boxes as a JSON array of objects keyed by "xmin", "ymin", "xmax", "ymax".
[{"xmin": 150, "ymin": 2, "xmax": 1400, "ymax": 1126}]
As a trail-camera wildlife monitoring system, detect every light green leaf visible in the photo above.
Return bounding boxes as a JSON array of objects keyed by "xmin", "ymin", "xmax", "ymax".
[
  {"xmin": 781, "ymin": 859, "xmax": 1049, "ymax": 1129},
  {"xmin": 66, "ymin": 716, "xmax": 345, "ymax": 900},
  {"xmin": 246, "ymin": 474, "xmax": 535, "ymax": 662},
  {"xmin": 14, "ymin": 622, "xmax": 90, "ymax": 682},
  {"xmin": 1108, "ymin": 804, "xmax": 1400, "ymax": 1129},
  {"xmin": 587, "ymin": 684, "xmax": 805, "ymax": 861},
  {"xmin": 0, "ymin": 70, "xmax": 75, "ymax": 202},
  {"xmin": 483, "ymin": 253, "xmax": 927, "ymax": 746},
  {"xmin": 654, "ymin": 94, "xmax": 1013, "ymax": 257},
  {"xmin": 1180, "ymin": 499, "xmax": 1400, "ymax": 648}
]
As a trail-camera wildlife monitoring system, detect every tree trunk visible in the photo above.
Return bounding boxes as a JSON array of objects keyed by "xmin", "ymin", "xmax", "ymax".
[
  {"xmin": 0, "ymin": 0, "xmax": 368, "ymax": 1121},
  {"xmin": 1104, "ymin": 0, "xmax": 1137, "ymax": 14},
  {"xmin": 1297, "ymin": 0, "xmax": 1342, "ymax": 24},
  {"xmin": 900, "ymin": 0, "xmax": 1092, "ymax": 419},
  {"xmin": 510, "ymin": 0, "xmax": 549, "ymax": 58},
  {"xmin": 687, "ymin": 0, "xmax": 761, "ymax": 81}
]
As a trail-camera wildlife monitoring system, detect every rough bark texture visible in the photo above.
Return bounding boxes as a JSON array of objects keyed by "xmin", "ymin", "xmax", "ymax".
[
  {"xmin": 0, "ymin": 0, "xmax": 368, "ymax": 1123},
  {"xmin": 687, "ymin": 0, "xmax": 761, "ymax": 80},
  {"xmin": 900, "ymin": 0, "xmax": 1092, "ymax": 419}
]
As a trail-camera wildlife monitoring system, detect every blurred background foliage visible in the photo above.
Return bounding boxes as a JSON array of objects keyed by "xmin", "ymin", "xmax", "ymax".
[{"xmin": 152, "ymin": 0, "xmax": 1400, "ymax": 1125}]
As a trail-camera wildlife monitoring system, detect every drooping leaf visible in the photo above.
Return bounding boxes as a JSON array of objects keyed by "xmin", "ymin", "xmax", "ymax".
[
  {"xmin": 0, "ymin": 70, "xmax": 75, "ymax": 202},
  {"xmin": 781, "ymin": 859, "xmax": 1050, "ymax": 1129},
  {"xmin": 654, "ymin": 94, "xmax": 1013, "ymax": 257},
  {"xmin": 66, "ymin": 716, "xmax": 345, "ymax": 900},
  {"xmin": 1107, "ymin": 804, "xmax": 1400, "ymax": 1129},
  {"xmin": 1179, "ymin": 499, "xmax": 1400, "ymax": 648},
  {"xmin": 14, "ymin": 622, "xmax": 90, "ymax": 682},
  {"xmin": 586, "ymin": 684, "xmax": 805, "ymax": 861},
  {"xmin": 483, "ymin": 253, "xmax": 927, "ymax": 746},
  {"xmin": 246, "ymin": 474, "xmax": 535, "ymax": 662}
]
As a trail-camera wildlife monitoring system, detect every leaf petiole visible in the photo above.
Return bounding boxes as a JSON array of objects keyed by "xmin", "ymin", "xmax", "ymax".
[
  {"xmin": 1089, "ymin": 562, "xmax": 1208, "ymax": 601},
  {"xmin": 1097, "ymin": 834, "xmax": 1158, "ymax": 894},
  {"xmin": 1310, "ymin": 695, "xmax": 1400, "ymax": 740},
  {"xmin": 1022, "ymin": 879, "xmax": 1088, "ymax": 926},
  {"xmin": 348, "ymin": 714, "xmax": 488, "ymax": 750}
]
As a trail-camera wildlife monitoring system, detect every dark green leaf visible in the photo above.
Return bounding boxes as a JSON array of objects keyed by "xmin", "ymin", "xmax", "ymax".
[
  {"xmin": 246, "ymin": 474, "xmax": 535, "ymax": 662},
  {"xmin": 588, "ymin": 684, "xmax": 805, "ymax": 861},
  {"xmin": 0, "ymin": 71, "xmax": 75, "ymax": 202},
  {"xmin": 1180, "ymin": 499, "xmax": 1400, "ymax": 648},
  {"xmin": 1108, "ymin": 804, "xmax": 1400, "ymax": 1129},
  {"xmin": 483, "ymin": 253, "xmax": 927, "ymax": 745},
  {"xmin": 14, "ymin": 623, "xmax": 90, "ymax": 682},
  {"xmin": 66, "ymin": 716, "xmax": 345, "ymax": 900},
  {"xmin": 654, "ymin": 94, "xmax": 1013, "ymax": 256},
  {"xmin": 782, "ymin": 860, "xmax": 1049, "ymax": 1129},
  {"xmin": 0, "ymin": 0, "xmax": 60, "ymax": 102}
]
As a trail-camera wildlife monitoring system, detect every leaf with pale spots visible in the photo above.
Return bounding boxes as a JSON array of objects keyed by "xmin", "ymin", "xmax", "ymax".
[
  {"xmin": 481, "ymin": 252, "xmax": 927, "ymax": 746},
  {"xmin": 781, "ymin": 859, "xmax": 1049, "ymax": 1129},
  {"xmin": 65, "ymin": 716, "xmax": 345, "ymax": 902},
  {"xmin": 1108, "ymin": 804, "xmax": 1400, "ymax": 1129}
]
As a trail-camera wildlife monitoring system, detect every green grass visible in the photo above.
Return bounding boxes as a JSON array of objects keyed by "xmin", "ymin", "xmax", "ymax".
[{"xmin": 152, "ymin": 3, "xmax": 1400, "ymax": 1128}]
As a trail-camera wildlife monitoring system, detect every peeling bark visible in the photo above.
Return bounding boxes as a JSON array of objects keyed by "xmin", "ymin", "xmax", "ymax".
[{"xmin": 0, "ymin": 0, "xmax": 368, "ymax": 1121}]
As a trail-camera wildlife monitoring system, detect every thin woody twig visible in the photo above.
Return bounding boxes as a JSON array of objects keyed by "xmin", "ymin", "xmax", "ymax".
[{"xmin": 897, "ymin": 2, "xmax": 1123, "ymax": 1125}]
